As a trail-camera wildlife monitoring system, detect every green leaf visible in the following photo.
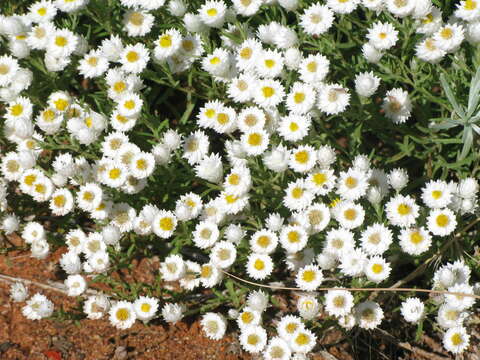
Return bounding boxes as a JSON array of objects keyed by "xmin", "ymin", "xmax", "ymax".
[
  {"xmin": 467, "ymin": 66, "xmax": 480, "ymax": 117},
  {"xmin": 429, "ymin": 119, "xmax": 461, "ymax": 131},
  {"xmin": 440, "ymin": 73, "xmax": 466, "ymax": 121},
  {"xmin": 459, "ymin": 126, "xmax": 473, "ymax": 160}
]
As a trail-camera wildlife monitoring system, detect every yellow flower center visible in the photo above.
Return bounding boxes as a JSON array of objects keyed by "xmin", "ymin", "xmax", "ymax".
[
  {"xmin": 440, "ymin": 28, "xmax": 453, "ymax": 40},
  {"xmin": 344, "ymin": 208, "xmax": 357, "ymax": 221},
  {"xmin": 410, "ymin": 231, "xmax": 423, "ymax": 244},
  {"xmin": 126, "ymin": 51, "xmax": 139, "ymax": 62},
  {"xmin": 451, "ymin": 333, "xmax": 463, "ymax": 346},
  {"xmin": 247, "ymin": 334, "xmax": 259, "ymax": 345},
  {"xmin": 333, "ymin": 296, "xmax": 345, "ymax": 307},
  {"xmin": 306, "ymin": 61, "xmax": 317, "ymax": 72},
  {"xmin": 372, "ymin": 263, "xmax": 383, "ymax": 274},
  {"xmin": 87, "ymin": 57, "xmax": 98, "ymax": 66},
  {"xmin": 345, "ymin": 176, "xmax": 357, "ymax": 189},
  {"xmin": 313, "ymin": 172, "xmax": 327, "ymax": 185},
  {"xmin": 302, "ymin": 270, "xmax": 316, "ymax": 282},
  {"xmin": 201, "ymin": 265, "xmax": 212, "ymax": 278},
  {"xmin": 207, "ymin": 8, "xmax": 218, "ymax": 16},
  {"xmin": 254, "ymin": 259, "xmax": 265, "ymax": 270},
  {"xmin": 265, "ymin": 59, "xmax": 275, "ymax": 68},
  {"xmin": 0, "ymin": 64, "xmax": 9, "ymax": 75},
  {"xmin": 465, "ymin": 0, "xmax": 477, "ymax": 10},
  {"xmin": 228, "ymin": 174, "xmax": 240, "ymax": 185},
  {"xmin": 109, "ymin": 168, "xmax": 121, "ymax": 180},
  {"xmin": 286, "ymin": 323, "xmax": 298, "ymax": 333},
  {"xmin": 257, "ymin": 236, "xmax": 270, "ymax": 248},
  {"xmin": 116, "ymin": 308, "xmax": 130, "ymax": 321},
  {"xmin": 240, "ymin": 47, "xmax": 252, "ymax": 59},
  {"xmin": 295, "ymin": 150, "xmax": 309, "ymax": 164},
  {"xmin": 83, "ymin": 191, "xmax": 94, "ymax": 202},
  {"xmin": 262, "ymin": 86, "xmax": 274, "ymax": 98},
  {"xmin": 432, "ymin": 190, "xmax": 442, "ymax": 200},
  {"xmin": 54, "ymin": 98, "xmax": 69, "ymax": 111},
  {"xmin": 129, "ymin": 12, "xmax": 144, "ymax": 26},
  {"xmin": 288, "ymin": 231, "xmax": 299, "ymax": 243},
  {"xmin": 379, "ymin": 32, "xmax": 387, "ymax": 39},
  {"xmin": 24, "ymin": 174, "xmax": 37, "ymax": 186},
  {"xmin": 294, "ymin": 92, "xmax": 305, "ymax": 104},
  {"xmin": 295, "ymin": 333, "xmax": 309, "ymax": 346},
  {"xmin": 55, "ymin": 36, "xmax": 68, "ymax": 47},
  {"xmin": 136, "ymin": 159, "xmax": 147, "ymax": 170},
  {"xmin": 217, "ymin": 113, "xmax": 229, "ymax": 124},
  {"xmin": 397, "ymin": 203, "xmax": 411, "ymax": 215},
  {"xmin": 436, "ymin": 214, "xmax": 449, "ymax": 227},
  {"xmin": 6, "ymin": 160, "xmax": 19, "ymax": 173},
  {"xmin": 291, "ymin": 187, "xmax": 303, "ymax": 199},
  {"xmin": 247, "ymin": 133, "xmax": 262, "ymax": 146},
  {"xmin": 159, "ymin": 35, "xmax": 172, "ymax": 48},
  {"xmin": 210, "ymin": 56, "xmax": 220, "ymax": 65},
  {"xmin": 159, "ymin": 217, "xmax": 174, "ymax": 231},
  {"xmin": 10, "ymin": 104, "xmax": 23, "ymax": 117},
  {"xmin": 124, "ymin": 100, "xmax": 135, "ymax": 110},
  {"xmin": 140, "ymin": 303, "xmax": 151, "ymax": 313},
  {"xmin": 182, "ymin": 40, "xmax": 193, "ymax": 51},
  {"xmin": 37, "ymin": 7, "xmax": 47, "ymax": 16},
  {"xmin": 241, "ymin": 312, "xmax": 253, "ymax": 324}
]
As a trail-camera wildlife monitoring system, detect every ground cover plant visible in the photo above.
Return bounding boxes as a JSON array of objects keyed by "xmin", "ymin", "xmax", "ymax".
[{"xmin": 0, "ymin": 0, "xmax": 479, "ymax": 358}]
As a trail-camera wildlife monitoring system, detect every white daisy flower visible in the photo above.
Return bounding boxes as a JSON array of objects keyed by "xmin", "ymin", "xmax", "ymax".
[
  {"xmin": 421, "ymin": 180, "xmax": 452, "ymax": 208},
  {"xmin": 250, "ymin": 229, "xmax": 278, "ymax": 254},
  {"xmin": 367, "ymin": 22, "xmax": 399, "ymax": 50},
  {"xmin": 160, "ymin": 254, "xmax": 185, "ymax": 281},
  {"xmin": 78, "ymin": 50, "xmax": 109, "ymax": 78},
  {"xmin": 241, "ymin": 129, "xmax": 270, "ymax": 156},
  {"xmin": 297, "ymin": 294, "xmax": 320, "ymax": 320},
  {"xmin": 360, "ymin": 223, "xmax": 393, "ymax": 255},
  {"xmin": 246, "ymin": 253, "xmax": 274, "ymax": 280},
  {"xmin": 152, "ymin": 210, "xmax": 177, "ymax": 238},
  {"xmin": 279, "ymin": 225, "xmax": 309, "ymax": 253},
  {"xmin": 255, "ymin": 49, "xmax": 284, "ymax": 78},
  {"xmin": 445, "ymin": 284, "xmax": 476, "ymax": 311},
  {"xmin": 327, "ymin": 0, "xmax": 359, "ymax": 14},
  {"xmin": 301, "ymin": 3, "xmax": 334, "ymax": 35},
  {"xmin": 50, "ymin": 188, "xmax": 74, "ymax": 216},
  {"xmin": 400, "ymin": 297, "xmax": 425, "ymax": 323},
  {"xmin": 201, "ymin": 312, "xmax": 227, "ymax": 340},
  {"xmin": 237, "ymin": 306, "xmax": 262, "ymax": 329},
  {"xmin": 385, "ymin": 0, "xmax": 415, "ymax": 18},
  {"xmin": 183, "ymin": 130, "xmax": 210, "ymax": 165},
  {"xmin": 427, "ymin": 208, "xmax": 457, "ymax": 236},
  {"xmin": 443, "ymin": 326, "xmax": 470, "ymax": 354},
  {"xmin": 455, "ymin": 0, "xmax": 480, "ymax": 22},
  {"xmin": 210, "ymin": 241, "xmax": 237, "ymax": 269},
  {"xmin": 134, "ymin": 296, "xmax": 158, "ymax": 321},
  {"xmin": 109, "ymin": 301, "xmax": 136, "ymax": 330},
  {"xmin": 385, "ymin": 194, "xmax": 419, "ymax": 228},
  {"xmin": 289, "ymin": 145, "xmax": 317, "ymax": 173},
  {"xmin": 399, "ymin": 227, "xmax": 432, "ymax": 255},
  {"xmin": 354, "ymin": 301, "xmax": 384, "ymax": 329},
  {"xmin": 22, "ymin": 293, "xmax": 54, "ymax": 320},
  {"xmin": 286, "ymin": 83, "xmax": 316, "ymax": 115},
  {"xmin": 305, "ymin": 167, "xmax": 336, "ymax": 195},
  {"xmin": 325, "ymin": 289, "xmax": 354, "ymax": 317},
  {"xmin": 362, "ymin": 42, "xmax": 383, "ymax": 63},
  {"xmin": 264, "ymin": 337, "xmax": 291, "ymax": 360},
  {"xmin": 202, "ymin": 48, "xmax": 231, "ymax": 77},
  {"xmin": 415, "ymin": 37, "xmax": 446, "ymax": 64},
  {"xmin": 415, "ymin": 7, "xmax": 442, "ymax": 35},
  {"xmin": 365, "ymin": 256, "xmax": 391, "ymax": 283},
  {"xmin": 154, "ymin": 28, "xmax": 182, "ymax": 60},
  {"xmin": 10, "ymin": 282, "xmax": 28, "ymax": 302},
  {"xmin": 119, "ymin": 43, "xmax": 150, "ymax": 73},
  {"xmin": 289, "ymin": 328, "xmax": 316, "ymax": 354},
  {"xmin": 123, "ymin": 10, "xmax": 154, "ymax": 37},
  {"xmin": 382, "ymin": 88, "xmax": 412, "ymax": 124},
  {"xmin": 296, "ymin": 264, "xmax": 323, "ymax": 291},
  {"xmin": 198, "ymin": 0, "xmax": 227, "ymax": 28},
  {"xmin": 65, "ymin": 274, "xmax": 86, "ymax": 297},
  {"xmin": 299, "ymin": 54, "xmax": 329, "ymax": 84},
  {"xmin": 227, "ymin": 73, "xmax": 256, "ymax": 103},
  {"xmin": 437, "ymin": 304, "xmax": 468, "ymax": 329},
  {"xmin": 240, "ymin": 326, "xmax": 268, "ymax": 354},
  {"xmin": 200, "ymin": 262, "xmax": 223, "ymax": 288},
  {"xmin": 354, "ymin": 71, "xmax": 381, "ymax": 97},
  {"xmin": 333, "ymin": 201, "xmax": 365, "ymax": 229},
  {"xmin": 337, "ymin": 168, "xmax": 369, "ymax": 201},
  {"xmin": 339, "ymin": 248, "xmax": 368, "ymax": 277},
  {"xmin": 324, "ymin": 227, "xmax": 355, "ymax": 258},
  {"xmin": 253, "ymin": 79, "xmax": 285, "ymax": 108},
  {"xmin": 433, "ymin": 24, "xmax": 465, "ymax": 53},
  {"xmin": 47, "ymin": 29, "xmax": 78, "ymax": 58},
  {"xmin": 303, "ymin": 203, "xmax": 331, "ymax": 234},
  {"xmin": 161, "ymin": 302, "xmax": 185, "ymax": 324}
]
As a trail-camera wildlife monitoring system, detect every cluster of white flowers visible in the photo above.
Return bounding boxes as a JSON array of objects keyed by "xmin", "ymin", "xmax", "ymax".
[{"xmin": 1, "ymin": 0, "xmax": 479, "ymax": 357}]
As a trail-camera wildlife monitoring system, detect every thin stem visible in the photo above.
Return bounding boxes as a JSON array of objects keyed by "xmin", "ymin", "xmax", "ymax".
[{"xmin": 221, "ymin": 270, "xmax": 480, "ymax": 299}]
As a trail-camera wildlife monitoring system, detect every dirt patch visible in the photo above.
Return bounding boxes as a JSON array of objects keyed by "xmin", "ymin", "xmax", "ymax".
[{"xmin": 0, "ymin": 247, "xmax": 478, "ymax": 360}]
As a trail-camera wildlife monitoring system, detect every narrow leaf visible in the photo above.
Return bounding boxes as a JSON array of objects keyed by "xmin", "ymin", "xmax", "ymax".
[
  {"xmin": 467, "ymin": 66, "xmax": 480, "ymax": 117},
  {"xmin": 440, "ymin": 73, "xmax": 466, "ymax": 120},
  {"xmin": 459, "ymin": 127, "xmax": 473, "ymax": 160}
]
